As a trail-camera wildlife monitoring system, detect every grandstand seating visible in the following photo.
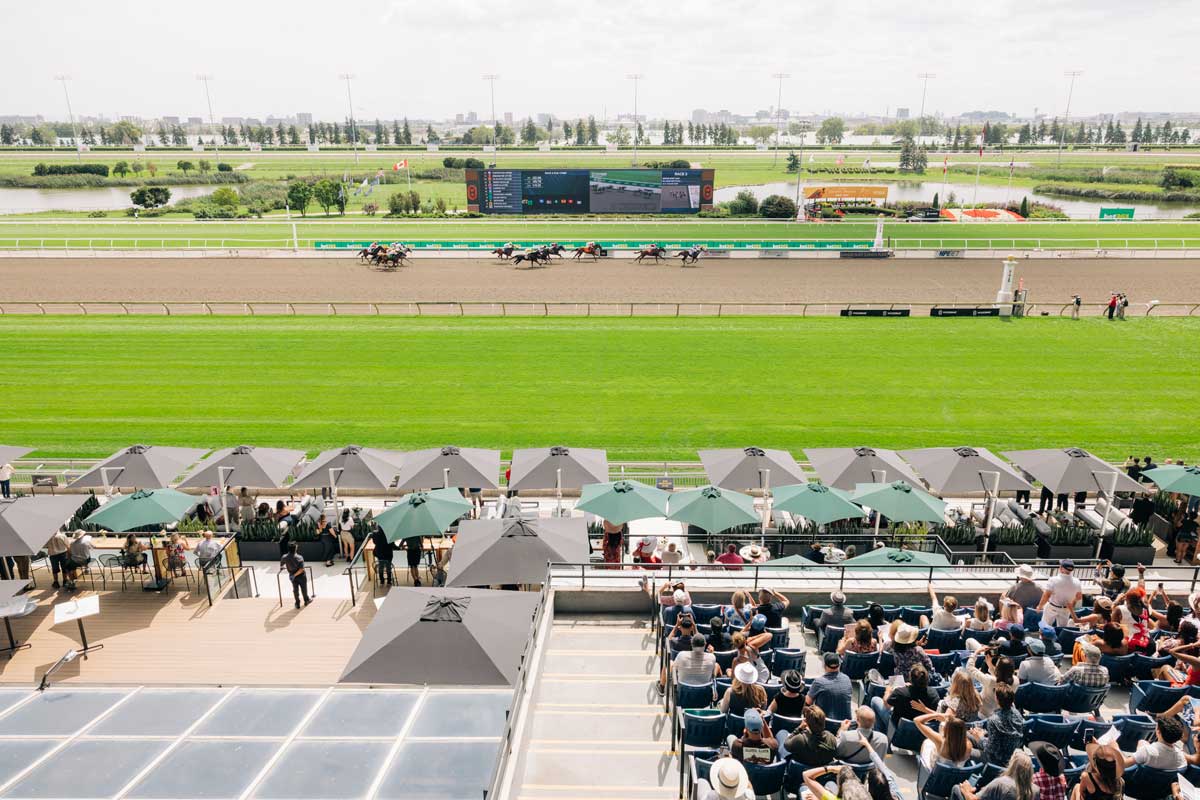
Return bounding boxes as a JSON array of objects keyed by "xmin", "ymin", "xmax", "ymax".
[
  {"xmin": 1122, "ymin": 765, "xmax": 1185, "ymax": 800},
  {"xmin": 1129, "ymin": 680, "xmax": 1188, "ymax": 715},
  {"xmin": 1062, "ymin": 682, "xmax": 1111, "ymax": 715},
  {"xmin": 1100, "ymin": 653, "xmax": 1136, "ymax": 684},
  {"xmin": 918, "ymin": 760, "xmax": 984, "ymax": 800},
  {"xmin": 1112, "ymin": 714, "xmax": 1158, "ymax": 752},
  {"xmin": 819, "ymin": 625, "xmax": 845, "ymax": 653},
  {"xmin": 1015, "ymin": 681, "xmax": 1070, "ymax": 714},
  {"xmin": 1023, "ymin": 714, "xmax": 1079, "ymax": 751},
  {"xmin": 1131, "ymin": 653, "xmax": 1175, "ymax": 681}
]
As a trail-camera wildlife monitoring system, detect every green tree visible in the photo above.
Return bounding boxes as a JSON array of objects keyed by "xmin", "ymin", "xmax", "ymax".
[
  {"xmin": 402, "ymin": 118, "xmax": 412, "ymax": 144},
  {"xmin": 387, "ymin": 191, "xmax": 410, "ymax": 216},
  {"xmin": 1019, "ymin": 197, "xmax": 1030, "ymax": 218},
  {"xmin": 932, "ymin": 192, "xmax": 939, "ymax": 209},
  {"xmin": 759, "ymin": 194, "xmax": 797, "ymax": 218},
  {"xmin": 562, "ymin": 121, "xmax": 572, "ymax": 143},
  {"xmin": 785, "ymin": 150, "xmax": 800, "ymax": 173},
  {"xmin": 521, "ymin": 119, "xmax": 539, "ymax": 145},
  {"xmin": 110, "ymin": 120, "xmax": 143, "ymax": 145},
  {"xmin": 146, "ymin": 161, "xmax": 157, "ymax": 177},
  {"xmin": 176, "ymin": 160, "xmax": 194, "ymax": 175},
  {"xmin": 131, "ymin": 160, "xmax": 145, "ymax": 176},
  {"xmin": 374, "ymin": 119, "xmax": 385, "ymax": 144},
  {"xmin": 575, "ymin": 120, "xmax": 586, "ymax": 147},
  {"xmin": 288, "ymin": 126, "xmax": 300, "ymax": 145},
  {"xmin": 612, "ymin": 125, "xmax": 630, "ymax": 146},
  {"xmin": 727, "ymin": 190, "xmax": 759, "ymax": 216},
  {"xmin": 408, "ymin": 190, "xmax": 420, "ymax": 214},
  {"xmin": 392, "ymin": 120, "xmax": 402, "ymax": 145},
  {"xmin": 286, "ymin": 181, "xmax": 312, "ymax": 216},
  {"xmin": 587, "ymin": 117, "xmax": 598, "ymax": 145},
  {"xmin": 425, "ymin": 124, "xmax": 439, "ymax": 143},
  {"xmin": 211, "ymin": 187, "xmax": 239, "ymax": 208},
  {"xmin": 198, "ymin": 159, "xmax": 211, "ymax": 175},
  {"xmin": 130, "ymin": 186, "xmax": 171, "ymax": 208},
  {"xmin": 112, "ymin": 160, "xmax": 130, "ymax": 177},
  {"xmin": 636, "ymin": 122, "xmax": 645, "ymax": 144},
  {"xmin": 312, "ymin": 178, "xmax": 340, "ymax": 216},
  {"xmin": 816, "ymin": 117, "xmax": 844, "ymax": 144},
  {"xmin": 747, "ymin": 125, "xmax": 776, "ymax": 144}
]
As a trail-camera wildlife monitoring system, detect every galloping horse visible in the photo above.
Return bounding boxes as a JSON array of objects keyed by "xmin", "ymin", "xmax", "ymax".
[
  {"xmin": 676, "ymin": 246, "xmax": 704, "ymax": 265},
  {"xmin": 572, "ymin": 242, "xmax": 607, "ymax": 261},
  {"xmin": 546, "ymin": 242, "xmax": 567, "ymax": 258},
  {"xmin": 492, "ymin": 243, "xmax": 516, "ymax": 259},
  {"xmin": 373, "ymin": 245, "xmax": 412, "ymax": 269},
  {"xmin": 357, "ymin": 242, "xmax": 383, "ymax": 262},
  {"xmin": 511, "ymin": 247, "xmax": 551, "ymax": 268},
  {"xmin": 634, "ymin": 244, "xmax": 667, "ymax": 264}
]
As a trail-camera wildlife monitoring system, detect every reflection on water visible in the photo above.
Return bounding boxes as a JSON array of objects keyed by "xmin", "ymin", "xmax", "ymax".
[
  {"xmin": 714, "ymin": 180, "xmax": 1199, "ymax": 220},
  {"xmin": 0, "ymin": 186, "xmax": 214, "ymax": 214}
]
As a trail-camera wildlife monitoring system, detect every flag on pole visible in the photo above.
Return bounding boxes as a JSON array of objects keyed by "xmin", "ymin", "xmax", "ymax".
[
  {"xmin": 942, "ymin": 157, "xmax": 948, "ymax": 175},
  {"xmin": 835, "ymin": 154, "xmax": 845, "ymax": 165},
  {"xmin": 978, "ymin": 145, "xmax": 983, "ymax": 157},
  {"xmin": 1008, "ymin": 159, "xmax": 1015, "ymax": 177},
  {"xmin": 354, "ymin": 176, "xmax": 369, "ymax": 196},
  {"xmin": 392, "ymin": 160, "xmax": 408, "ymax": 171}
]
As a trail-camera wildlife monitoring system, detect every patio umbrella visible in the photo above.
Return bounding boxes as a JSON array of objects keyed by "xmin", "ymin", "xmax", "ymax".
[
  {"xmin": 804, "ymin": 447, "xmax": 923, "ymax": 491},
  {"xmin": 0, "ymin": 446, "xmax": 32, "ymax": 464},
  {"xmin": 1001, "ymin": 448, "xmax": 1143, "ymax": 494},
  {"xmin": 699, "ymin": 447, "xmax": 807, "ymax": 489},
  {"xmin": 1143, "ymin": 465, "xmax": 1200, "ymax": 497},
  {"xmin": 507, "ymin": 446, "xmax": 608, "ymax": 490},
  {"xmin": 290, "ymin": 445, "xmax": 402, "ymax": 491},
  {"xmin": 374, "ymin": 488, "xmax": 472, "ymax": 543},
  {"xmin": 85, "ymin": 488, "xmax": 197, "ymax": 532},
  {"xmin": 764, "ymin": 553, "xmax": 821, "ymax": 567},
  {"xmin": 339, "ymin": 587, "xmax": 541, "ymax": 685},
  {"xmin": 840, "ymin": 546, "xmax": 950, "ymax": 569},
  {"xmin": 178, "ymin": 445, "xmax": 305, "ymax": 490},
  {"xmin": 575, "ymin": 480, "xmax": 670, "ymax": 525},
  {"xmin": 667, "ymin": 485, "xmax": 758, "ymax": 534},
  {"xmin": 446, "ymin": 517, "xmax": 589, "ymax": 587},
  {"xmin": 69, "ymin": 445, "xmax": 207, "ymax": 490},
  {"xmin": 395, "ymin": 446, "xmax": 500, "ymax": 490},
  {"xmin": 0, "ymin": 496, "xmax": 87, "ymax": 556},
  {"xmin": 771, "ymin": 483, "xmax": 866, "ymax": 525},
  {"xmin": 852, "ymin": 481, "xmax": 947, "ymax": 524},
  {"xmin": 898, "ymin": 447, "xmax": 1033, "ymax": 495}
]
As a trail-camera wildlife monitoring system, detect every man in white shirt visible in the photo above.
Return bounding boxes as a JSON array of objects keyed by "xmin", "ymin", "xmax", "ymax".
[
  {"xmin": 1036, "ymin": 559, "xmax": 1083, "ymax": 627},
  {"xmin": 1017, "ymin": 639, "xmax": 1062, "ymax": 684},
  {"xmin": 661, "ymin": 542, "xmax": 684, "ymax": 565},
  {"xmin": 194, "ymin": 531, "xmax": 223, "ymax": 568},
  {"xmin": 835, "ymin": 706, "xmax": 888, "ymax": 764},
  {"xmin": 1134, "ymin": 715, "xmax": 1187, "ymax": 770},
  {"xmin": 673, "ymin": 634, "xmax": 721, "ymax": 684}
]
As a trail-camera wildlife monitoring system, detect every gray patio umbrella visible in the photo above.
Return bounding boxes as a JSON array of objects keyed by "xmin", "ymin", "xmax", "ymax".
[
  {"xmin": 1001, "ymin": 448, "xmax": 1144, "ymax": 494},
  {"xmin": 395, "ymin": 446, "xmax": 500, "ymax": 490},
  {"xmin": 699, "ymin": 447, "xmax": 807, "ymax": 489},
  {"xmin": 446, "ymin": 518, "xmax": 590, "ymax": 587},
  {"xmin": 803, "ymin": 447, "xmax": 923, "ymax": 491},
  {"xmin": 508, "ymin": 446, "xmax": 608, "ymax": 490},
  {"xmin": 898, "ymin": 447, "xmax": 1034, "ymax": 495},
  {"xmin": 0, "ymin": 496, "xmax": 87, "ymax": 556},
  {"xmin": 178, "ymin": 445, "xmax": 306, "ymax": 490},
  {"xmin": 0, "ymin": 447, "xmax": 32, "ymax": 465},
  {"xmin": 339, "ymin": 587, "xmax": 541, "ymax": 686},
  {"xmin": 290, "ymin": 445, "xmax": 403, "ymax": 491},
  {"xmin": 69, "ymin": 445, "xmax": 207, "ymax": 490}
]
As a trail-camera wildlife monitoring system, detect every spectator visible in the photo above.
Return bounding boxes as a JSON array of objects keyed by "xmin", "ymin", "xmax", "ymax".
[
  {"xmin": 870, "ymin": 663, "xmax": 939, "ymax": 733},
  {"xmin": 953, "ymin": 750, "xmax": 1036, "ymax": 800},
  {"xmin": 279, "ymin": 542, "xmax": 310, "ymax": 609},
  {"xmin": 819, "ymin": 591, "xmax": 856, "ymax": 637},
  {"xmin": 316, "ymin": 518, "xmax": 338, "ymax": 567},
  {"xmin": 728, "ymin": 708, "xmax": 777, "ymax": 765},
  {"xmin": 632, "ymin": 535, "xmax": 660, "ymax": 565},
  {"xmin": 835, "ymin": 706, "xmax": 888, "ymax": 764},
  {"xmin": 194, "ymin": 530, "xmax": 222, "ymax": 569},
  {"xmin": 1019, "ymin": 639, "xmax": 1062, "ymax": 684},
  {"xmin": 600, "ymin": 520, "xmax": 626, "ymax": 566},
  {"xmin": 715, "ymin": 543, "xmax": 744, "ymax": 570},
  {"xmin": 1037, "ymin": 559, "xmax": 1083, "ymax": 627},
  {"xmin": 965, "ymin": 650, "xmax": 1019, "ymax": 717},
  {"xmin": 166, "ymin": 531, "xmax": 190, "ymax": 576},
  {"xmin": 754, "ymin": 587, "xmax": 789, "ymax": 628},
  {"xmin": 719, "ymin": 663, "xmax": 767, "ymax": 715},
  {"xmin": 724, "ymin": 590, "xmax": 755, "ymax": 627},
  {"xmin": 370, "ymin": 524, "xmax": 398, "ymax": 586},
  {"xmin": 938, "ymin": 669, "xmax": 984, "ymax": 723},
  {"xmin": 45, "ymin": 528, "xmax": 70, "ymax": 589},
  {"xmin": 707, "ymin": 617, "xmax": 734, "ymax": 652},
  {"xmin": 1097, "ymin": 561, "xmax": 1130, "ymax": 600},
  {"xmin": 808, "ymin": 541, "xmax": 826, "ymax": 564},
  {"xmin": 0, "ymin": 462, "xmax": 12, "ymax": 498},
  {"xmin": 890, "ymin": 624, "xmax": 934, "ymax": 677},
  {"xmin": 913, "ymin": 713, "xmax": 974, "ymax": 770},
  {"xmin": 929, "ymin": 585, "xmax": 964, "ymax": 630},
  {"xmin": 669, "ymin": 614, "xmax": 699, "ymax": 651},
  {"xmin": 803, "ymin": 764, "xmax": 872, "ymax": 800},
  {"xmin": 1134, "ymin": 715, "xmax": 1187, "ymax": 770},
  {"xmin": 62, "ymin": 529, "xmax": 93, "ymax": 590},
  {"xmin": 1075, "ymin": 597, "xmax": 1114, "ymax": 631},
  {"xmin": 338, "ymin": 509, "xmax": 356, "ymax": 562},
  {"xmin": 995, "ymin": 625, "xmax": 1029, "ymax": 659},
  {"xmin": 808, "ymin": 652, "xmax": 853, "ymax": 721},
  {"xmin": 968, "ymin": 683, "xmax": 1024, "ymax": 769},
  {"xmin": 695, "ymin": 757, "xmax": 753, "ymax": 800},
  {"xmin": 1061, "ymin": 642, "xmax": 1110, "ymax": 688},
  {"xmin": 1003, "ymin": 564, "xmax": 1044, "ymax": 609},
  {"xmin": 839, "ymin": 619, "xmax": 878, "ymax": 655},
  {"xmin": 995, "ymin": 598, "xmax": 1024, "ymax": 632},
  {"xmin": 661, "ymin": 541, "xmax": 684, "ymax": 564},
  {"xmin": 1033, "ymin": 622, "xmax": 1062, "ymax": 657},
  {"xmin": 121, "ymin": 533, "xmax": 148, "ymax": 574},
  {"xmin": 402, "ymin": 536, "xmax": 424, "ymax": 586},
  {"xmin": 1155, "ymin": 619, "xmax": 1197, "ymax": 659},
  {"xmin": 658, "ymin": 581, "xmax": 692, "ymax": 607},
  {"xmin": 1072, "ymin": 739, "xmax": 1126, "ymax": 800},
  {"xmin": 780, "ymin": 705, "xmax": 837, "ymax": 766},
  {"xmin": 1159, "ymin": 641, "xmax": 1200, "ymax": 686},
  {"xmin": 744, "ymin": 544, "xmax": 768, "ymax": 564},
  {"xmin": 1029, "ymin": 742, "xmax": 1068, "ymax": 800},
  {"xmin": 768, "ymin": 669, "xmax": 807, "ymax": 718},
  {"xmin": 966, "ymin": 599, "xmax": 995, "ymax": 632},
  {"xmin": 1089, "ymin": 622, "xmax": 1129, "ymax": 657},
  {"xmin": 238, "ymin": 487, "xmax": 256, "ymax": 523},
  {"xmin": 730, "ymin": 631, "xmax": 771, "ymax": 684},
  {"xmin": 673, "ymin": 633, "xmax": 721, "ymax": 686}
]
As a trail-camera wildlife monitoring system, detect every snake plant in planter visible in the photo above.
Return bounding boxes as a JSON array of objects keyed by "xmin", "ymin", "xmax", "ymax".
[
  {"xmin": 935, "ymin": 521, "xmax": 978, "ymax": 548},
  {"xmin": 1113, "ymin": 523, "xmax": 1157, "ymax": 565}
]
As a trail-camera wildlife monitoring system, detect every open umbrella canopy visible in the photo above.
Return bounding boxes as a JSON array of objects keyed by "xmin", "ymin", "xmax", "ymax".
[
  {"xmin": 1143, "ymin": 466, "xmax": 1200, "ymax": 497},
  {"xmin": 898, "ymin": 446, "xmax": 1033, "ymax": 495},
  {"xmin": 852, "ymin": 481, "xmax": 947, "ymax": 524},
  {"xmin": 804, "ymin": 447, "xmax": 923, "ymax": 491},
  {"xmin": 575, "ymin": 480, "xmax": 669, "ymax": 525},
  {"xmin": 340, "ymin": 587, "xmax": 541, "ymax": 686},
  {"xmin": 0, "ymin": 446, "xmax": 32, "ymax": 465},
  {"xmin": 0, "ymin": 496, "xmax": 87, "ymax": 556},
  {"xmin": 395, "ymin": 446, "xmax": 500, "ymax": 491},
  {"xmin": 771, "ymin": 483, "xmax": 865, "ymax": 525},
  {"xmin": 69, "ymin": 445, "xmax": 207, "ymax": 490},
  {"xmin": 446, "ymin": 517, "xmax": 589, "ymax": 587},
  {"xmin": 667, "ymin": 485, "xmax": 758, "ymax": 534},
  {"xmin": 178, "ymin": 445, "xmax": 305, "ymax": 490},
  {"xmin": 764, "ymin": 553, "xmax": 821, "ymax": 567},
  {"xmin": 85, "ymin": 489, "xmax": 197, "ymax": 532},
  {"xmin": 290, "ymin": 445, "xmax": 403, "ymax": 491},
  {"xmin": 375, "ymin": 488, "xmax": 472, "ymax": 543},
  {"xmin": 1001, "ymin": 448, "xmax": 1144, "ymax": 495},
  {"xmin": 840, "ymin": 546, "xmax": 950, "ymax": 569},
  {"xmin": 699, "ymin": 447, "xmax": 807, "ymax": 489},
  {"xmin": 508, "ymin": 446, "xmax": 608, "ymax": 491}
]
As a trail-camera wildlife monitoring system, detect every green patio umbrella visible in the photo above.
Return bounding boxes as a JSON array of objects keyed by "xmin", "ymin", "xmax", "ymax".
[
  {"xmin": 772, "ymin": 483, "xmax": 866, "ymax": 526},
  {"xmin": 851, "ymin": 481, "xmax": 947, "ymax": 524},
  {"xmin": 667, "ymin": 485, "xmax": 758, "ymax": 534},
  {"xmin": 764, "ymin": 553, "xmax": 821, "ymax": 567},
  {"xmin": 85, "ymin": 488, "xmax": 197, "ymax": 532},
  {"xmin": 576, "ymin": 480, "xmax": 670, "ymax": 525},
  {"xmin": 375, "ymin": 487, "xmax": 472, "ymax": 543},
  {"xmin": 1143, "ymin": 466, "xmax": 1200, "ymax": 497},
  {"xmin": 839, "ymin": 546, "xmax": 950, "ymax": 570}
]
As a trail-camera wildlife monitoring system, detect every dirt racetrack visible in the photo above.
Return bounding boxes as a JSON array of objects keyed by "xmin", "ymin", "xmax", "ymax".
[{"xmin": 0, "ymin": 256, "xmax": 1197, "ymax": 305}]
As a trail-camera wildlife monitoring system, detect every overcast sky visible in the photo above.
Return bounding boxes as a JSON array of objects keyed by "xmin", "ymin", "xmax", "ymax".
[{"xmin": 5, "ymin": 0, "xmax": 1195, "ymax": 122}]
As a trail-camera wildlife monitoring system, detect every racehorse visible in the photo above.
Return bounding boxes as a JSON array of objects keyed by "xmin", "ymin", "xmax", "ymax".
[
  {"xmin": 357, "ymin": 244, "xmax": 383, "ymax": 262},
  {"xmin": 572, "ymin": 243, "xmax": 607, "ymax": 261},
  {"xmin": 373, "ymin": 245, "xmax": 412, "ymax": 269},
  {"xmin": 511, "ymin": 249, "xmax": 550, "ymax": 268},
  {"xmin": 546, "ymin": 243, "xmax": 566, "ymax": 258},
  {"xmin": 676, "ymin": 247, "xmax": 703, "ymax": 265},
  {"xmin": 634, "ymin": 244, "xmax": 666, "ymax": 264},
  {"xmin": 492, "ymin": 244, "xmax": 516, "ymax": 259}
]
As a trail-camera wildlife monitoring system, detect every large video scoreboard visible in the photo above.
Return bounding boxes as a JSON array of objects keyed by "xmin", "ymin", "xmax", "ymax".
[{"xmin": 465, "ymin": 168, "xmax": 715, "ymax": 214}]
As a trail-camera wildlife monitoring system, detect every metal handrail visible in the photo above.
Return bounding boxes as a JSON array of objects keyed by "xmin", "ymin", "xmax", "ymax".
[{"xmin": 275, "ymin": 565, "xmax": 316, "ymax": 607}]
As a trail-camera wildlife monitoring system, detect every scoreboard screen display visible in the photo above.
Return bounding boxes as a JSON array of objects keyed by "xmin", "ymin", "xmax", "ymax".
[{"xmin": 465, "ymin": 168, "xmax": 714, "ymax": 214}]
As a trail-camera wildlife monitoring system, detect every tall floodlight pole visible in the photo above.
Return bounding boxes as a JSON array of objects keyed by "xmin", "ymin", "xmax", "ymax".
[
  {"xmin": 771, "ymin": 72, "xmax": 790, "ymax": 165},
  {"xmin": 483, "ymin": 74, "xmax": 500, "ymax": 152},
  {"xmin": 196, "ymin": 74, "xmax": 220, "ymax": 161},
  {"xmin": 917, "ymin": 73, "xmax": 936, "ymax": 126},
  {"xmin": 1057, "ymin": 70, "xmax": 1083, "ymax": 167},
  {"xmin": 54, "ymin": 75, "xmax": 81, "ymax": 161},
  {"xmin": 627, "ymin": 74, "xmax": 644, "ymax": 166},
  {"xmin": 339, "ymin": 73, "xmax": 359, "ymax": 165}
]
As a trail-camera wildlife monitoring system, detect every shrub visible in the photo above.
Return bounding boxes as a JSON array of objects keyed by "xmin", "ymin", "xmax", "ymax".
[
  {"xmin": 210, "ymin": 187, "xmax": 239, "ymax": 208},
  {"xmin": 238, "ymin": 181, "xmax": 287, "ymax": 210},
  {"xmin": 190, "ymin": 201, "xmax": 238, "ymax": 219},
  {"xmin": 32, "ymin": 162, "xmax": 109, "ymax": 177},
  {"xmin": 759, "ymin": 194, "xmax": 797, "ymax": 218},
  {"xmin": 725, "ymin": 190, "xmax": 758, "ymax": 216},
  {"xmin": 362, "ymin": 202, "xmax": 379, "ymax": 216},
  {"xmin": 130, "ymin": 186, "xmax": 171, "ymax": 209},
  {"xmin": 216, "ymin": 162, "xmax": 233, "ymax": 172},
  {"xmin": 87, "ymin": 210, "xmax": 107, "ymax": 218},
  {"xmin": 440, "ymin": 156, "xmax": 486, "ymax": 169}
]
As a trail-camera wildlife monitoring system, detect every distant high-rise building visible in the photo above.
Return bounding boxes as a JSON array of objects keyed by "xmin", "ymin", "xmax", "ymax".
[
  {"xmin": 504, "ymin": 112, "xmax": 513, "ymax": 125},
  {"xmin": 187, "ymin": 116, "xmax": 203, "ymax": 125},
  {"xmin": 896, "ymin": 107, "xmax": 910, "ymax": 119},
  {"xmin": 162, "ymin": 116, "xmax": 180, "ymax": 125},
  {"xmin": 221, "ymin": 116, "xmax": 244, "ymax": 126},
  {"xmin": 465, "ymin": 111, "xmax": 478, "ymax": 124},
  {"xmin": 536, "ymin": 113, "xmax": 552, "ymax": 127},
  {"xmin": 296, "ymin": 112, "xmax": 312, "ymax": 125},
  {"xmin": 455, "ymin": 113, "xmax": 464, "ymax": 124}
]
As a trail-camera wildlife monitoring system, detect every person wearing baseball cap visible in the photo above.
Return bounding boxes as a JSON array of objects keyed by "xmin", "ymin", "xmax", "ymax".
[
  {"xmin": 1036, "ymin": 558, "xmax": 1083, "ymax": 628},
  {"xmin": 1033, "ymin": 621, "xmax": 1063, "ymax": 657},
  {"xmin": 806, "ymin": 651, "xmax": 852, "ymax": 721},
  {"xmin": 728, "ymin": 708, "xmax": 777, "ymax": 765},
  {"xmin": 697, "ymin": 757, "xmax": 753, "ymax": 800},
  {"xmin": 1018, "ymin": 638, "xmax": 1062, "ymax": 684}
]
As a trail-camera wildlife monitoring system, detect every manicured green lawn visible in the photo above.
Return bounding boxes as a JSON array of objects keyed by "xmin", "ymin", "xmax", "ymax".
[{"xmin": 1, "ymin": 316, "xmax": 1194, "ymax": 462}]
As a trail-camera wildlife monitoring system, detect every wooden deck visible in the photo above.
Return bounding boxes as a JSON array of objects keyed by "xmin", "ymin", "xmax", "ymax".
[{"xmin": 0, "ymin": 580, "xmax": 376, "ymax": 687}]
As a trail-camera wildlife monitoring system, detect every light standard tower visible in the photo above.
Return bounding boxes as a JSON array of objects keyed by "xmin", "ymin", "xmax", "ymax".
[
  {"xmin": 771, "ymin": 72, "xmax": 790, "ymax": 165},
  {"xmin": 627, "ymin": 74, "xmax": 644, "ymax": 166},
  {"xmin": 482, "ymin": 74, "xmax": 500, "ymax": 152},
  {"xmin": 339, "ymin": 73, "xmax": 359, "ymax": 165},
  {"xmin": 54, "ymin": 75, "xmax": 80, "ymax": 161},
  {"xmin": 196, "ymin": 74, "xmax": 220, "ymax": 162},
  {"xmin": 917, "ymin": 73, "xmax": 936, "ymax": 124},
  {"xmin": 1057, "ymin": 70, "xmax": 1083, "ymax": 167}
]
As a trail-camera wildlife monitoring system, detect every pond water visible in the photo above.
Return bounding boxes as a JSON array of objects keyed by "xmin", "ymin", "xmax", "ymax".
[
  {"xmin": 714, "ymin": 180, "xmax": 1200, "ymax": 219},
  {"xmin": 0, "ymin": 186, "xmax": 215, "ymax": 214}
]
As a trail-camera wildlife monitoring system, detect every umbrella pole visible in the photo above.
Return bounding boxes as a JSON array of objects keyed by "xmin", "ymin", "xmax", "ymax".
[
  {"xmin": 100, "ymin": 467, "xmax": 120, "ymax": 498},
  {"xmin": 556, "ymin": 468, "xmax": 562, "ymax": 518},
  {"xmin": 979, "ymin": 470, "xmax": 999, "ymax": 555},
  {"xmin": 871, "ymin": 469, "xmax": 886, "ymax": 540},
  {"xmin": 219, "ymin": 466, "xmax": 233, "ymax": 539},
  {"xmin": 443, "ymin": 468, "xmax": 450, "ymax": 489},
  {"xmin": 760, "ymin": 468, "xmax": 771, "ymax": 547},
  {"xmin": 1094, "ymin": 470, "xmax": 1119, "ymax": 559},
  {"xmin": 329, "ymin": 467, "xmax": 344, "ymax": 549}
]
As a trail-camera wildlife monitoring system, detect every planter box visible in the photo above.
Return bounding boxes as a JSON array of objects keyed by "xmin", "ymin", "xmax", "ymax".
[
  {"xmin": 1051, "ymin": 545, "xmax": 1096, "ymax": 562},
  {"xmin": 995, "ymin": 545, "xmax": 1038, "ymax": 561},
  {"xmin": 237, "ymin": 541, "xmax": 281, "ymax": 562},
  {"xmin": 1113, "ymin": 546, "xmax": 1156, "ymax": 565}
]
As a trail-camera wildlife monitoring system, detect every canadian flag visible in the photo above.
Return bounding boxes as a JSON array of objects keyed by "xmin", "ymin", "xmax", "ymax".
[
  {"xmin": 942, "ymin": 157, "xmax": 948, "ymax": 175},
  {"xmin": 392, "ymin": 160, "xmax": 408, "ymax": 171}
]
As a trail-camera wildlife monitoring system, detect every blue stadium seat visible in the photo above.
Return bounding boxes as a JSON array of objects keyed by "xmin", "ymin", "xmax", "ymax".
[
  {"xmin": 928, "ymin": 652, "xmax": 961, "ymax": 679},
  {"xmin": 1015, "ymin": 681, "xmax": 1069, "ymax": 714},
  {"xmin": 804, "ymin": 605, "xmax": 829, "ymax": 632},
  {"xmin": 1131, "ymin": 653, "xmax": 1175, "ymax": 682},
  {"xmin": 890, "ymin": 717, "xmax": 929, "ymax": 754},
  {"xmin": 963, "ymin": 628, "xmax": 995, "ymax": 648},
  {"xmin": 1023, "ymin": 714, "xmax": 1078, "ymax": 751},
  {"xmin": 925, "ymin": 627, "xmax": 965, "ymax": 653},
  {"xmin": 724, "ymin": 712, "xmax": 745, "ymax": 738},
  {"xmin": 1130, "ymin": 680, "xmax": 1188, "ymax": 715},
  {"xmin": 881, "ymin": 606, "xmax": 902, "ymax": 622},
  {"xmin": 1062, "ymin": 682, "xmax": 1110, "ymax": 715},
  {"xmin": 849, "ymin": 606, "xmax": 870, "ymax": 620},
  {"xmin": 841, "ymin": 651, "xmax": 879, "ymax": 682},
  {"xmin": 692, "ymin": 604, "xmax": 722, "ymax": 620},
  {"xmin": 819, "ymin": 625, "xmax": 845, "ymax": 653},
  {"xmin": 1072, "ymin": 718, "xmax": 1114, "ymax": 751},
  {"xmin": 978, "ymin": 762, "xmax": 1005, "ymax": 788},
  {"xmin": 771, "ymin": 648, "xmax": 806, "ymax": 677},
  {"xmin": 1064, "ymin": 754, "xmax": 1089, "ymax": 789},
  {"xmin": 877, "ymin": 651, "xmax": 896, "ymax": 676},
  {"xmin": 1122, "ymin": 765, "xmax": 1185, "ymax": 800},
  {"xmin": 768, "ymin": 626, "xmax": 790, "ymax": 651},
  {"xmin": 1100, "ymin": 653, "xmax": 1135, "ymax": 684},
  {"xmin": 1113, "ymin": 714, "xmax": 1158, "ymax": 752},
  {"xmin": 919, "ymin": 761, "xmax": 984, "ymax": 800},
  {"xmin": 1022, "ymin": 606, "xmax": 1043, "ymax": 630},
  {"xmin": 680, "ymin": 710, "xmax": 726, "ymax": 749},
  {"xmin": 715, "ymin": 677, "xmax": 732, "ymax": 696},
  {"xmin": 771, "ymin": 714, "xmax": 803, "ymax": 736},
  {"xmin": 676, "ymin": 681, "xmax": 716, "ymax": 711},
  {"xmin": 901, "ymin": 606, "xmax": 932, "ymax": 626},
  {"xmin": 1055, "ymin": 627, "xmax": 1086, "ymax": 652},
  {"xmin": 713, "ymin": 649, "xmax": 738, "ymax": 674},
  {"xmin": 744, "ymin": 761, "xmax": 787, "ymax": 798}
]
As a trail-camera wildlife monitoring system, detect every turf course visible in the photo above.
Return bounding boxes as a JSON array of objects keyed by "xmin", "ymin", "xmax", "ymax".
[{"xmin": 1, "ymin": 316, "xmax": 1194, "ymax": 462}]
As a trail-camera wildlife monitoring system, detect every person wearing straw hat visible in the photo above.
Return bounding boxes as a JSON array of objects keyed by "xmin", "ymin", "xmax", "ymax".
[
  {"xmin": 695, "ymin": 757, "xmax": 754, "ymax": 800},
  {"xmin": 1002, "ymin": 564, "xmax": 1043, "ymax": 609},
  {"xmin": 720, "ymin": 662, "xmax": 767, "ymax": 715}
]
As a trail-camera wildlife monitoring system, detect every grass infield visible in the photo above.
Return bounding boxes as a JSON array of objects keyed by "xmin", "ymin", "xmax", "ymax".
[{"xmin": 1, "ymin": 316, "xmax": 1194, "ymax": 462}]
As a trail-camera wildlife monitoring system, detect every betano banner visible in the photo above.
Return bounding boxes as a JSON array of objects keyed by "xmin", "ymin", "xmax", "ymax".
[{"xmin": 803, "ymin": 186, "xmax": 889, "ymax": 202}]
